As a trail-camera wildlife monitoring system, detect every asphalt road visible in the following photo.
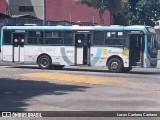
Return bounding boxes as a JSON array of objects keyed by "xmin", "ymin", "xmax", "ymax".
[{"xmin": 1, "ymin": 61, "xmax": 160, "ymax": 120}]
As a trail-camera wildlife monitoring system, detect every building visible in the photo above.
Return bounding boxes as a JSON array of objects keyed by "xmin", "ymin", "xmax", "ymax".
[
  {"xmin": 46, "ymin": 0, "xmax": 110, "ymax": 25},
  {"xmin": 0, "ymin": 0, "xmax": 6, "ymax": 14},
  {"xmin": 2, "ymin": 0, "xmax": 110, "ymax": 25},
  {"xmin": 6, "ymin": 0, "xmax": 44, "ymax": 19}
]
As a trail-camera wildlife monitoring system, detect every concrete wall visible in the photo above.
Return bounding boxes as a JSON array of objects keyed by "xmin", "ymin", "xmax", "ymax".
[
  {"xmin": 0, "ymin": 0, "xmax": 6, "ymax": 14},
  {"xmin": 46, "ymin": 0, "xmax": 110, "ymax": 25},
  {"xmin": 6, "ymin": 0, "xmax": 44, "ymax": 19}
]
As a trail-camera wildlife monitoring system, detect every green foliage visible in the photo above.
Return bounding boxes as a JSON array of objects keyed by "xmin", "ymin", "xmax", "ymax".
[
  {"xmin": 128, "ymin": 0, "xmax": 139, "ymax": 12},
  {"xmin": 113, "ymin": 0, "xmax": 128, "ymax": 25},
  {"xmin": 137, "ymin": 0, "xmax": 160, "ymax": 26},
  {"xmin": 124, "ymin": 3, "xmax": 140, "ymax": 25},
  {"xmin": 113, "ymin": 13, "xmax": 128, "ymax": 25},
  {"xmin": 79, "ymin": 0, "xmax": 160, "ymax": 26},
  {"xmin": 79, "ymin": 0, "xmax": 108, "ymax": 8},
  {"xmin": 79, "ymin": 0, "xmax": 122, "ymax": 25},
  {"xmin": 125, "ymin": 0, "xmax": 160, "ymax": 26}
]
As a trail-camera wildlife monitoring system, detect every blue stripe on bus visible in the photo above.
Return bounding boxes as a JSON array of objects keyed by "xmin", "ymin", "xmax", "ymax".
[
  {"xmin": 91, "ymin": 47, "xmax": 102, "ymax": 65},
  {"xmin": 144, "ymin": 35, "xmax": 148, "ymax": 54},
  {"xmin": 60, "ymin": 47, "xmax": 74, "ymax": 65},
  {"xmin": 2, "ymin": 25, "xmax": 147, "ymax": 31}
]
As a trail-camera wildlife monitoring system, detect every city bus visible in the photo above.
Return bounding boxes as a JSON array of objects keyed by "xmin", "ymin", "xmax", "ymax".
[{"xmin": 0, "ymin": 25, "xmax": 158, "ymax": 73}]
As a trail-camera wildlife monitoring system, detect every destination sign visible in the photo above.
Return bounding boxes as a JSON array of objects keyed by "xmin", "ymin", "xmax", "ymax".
[
  {"xmin": 130, "ymin": 31, "xmax": 143, "ymax": 34},
  {"xmin": 15, "ymin": 30, "xmax": 25, "ymax": 32}
]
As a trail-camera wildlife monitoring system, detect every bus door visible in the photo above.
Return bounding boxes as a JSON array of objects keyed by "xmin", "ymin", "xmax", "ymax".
[
  {"xmin": 129, "ymin": 34, "xmax": 144, "ymax": 66},
  {"xmin": 75, "ymin": 33, "xmax": 91, "ymax": 65},
  {"xmin": 12, "ymin": 33, "xmax": 25, "ymax": 62}
]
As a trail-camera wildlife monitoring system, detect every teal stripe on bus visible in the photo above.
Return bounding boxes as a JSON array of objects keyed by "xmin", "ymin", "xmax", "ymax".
[
  {"xmin": 60, "ymin": 47, "xmax": 74, "ymax": 65},
  {"xmin": 91, "ymin": 47, "xmax": 102, "ymax": 65}
]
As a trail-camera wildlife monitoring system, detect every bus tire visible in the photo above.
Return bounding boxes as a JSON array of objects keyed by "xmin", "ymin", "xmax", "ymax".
[
  {"xmin": 52, "ymin": 65, "xmax": 64, "ymax": 70},
  {"xmin": 122, "ymin": 67, "xmax": 132, "ymax": 73},
  {"xmin": 108, "ymin": 58, "xmax": 123, "ymax": 73},
  {"xmin": 38, "ymin": 55, "xmax": 52, "ymax": 69}
]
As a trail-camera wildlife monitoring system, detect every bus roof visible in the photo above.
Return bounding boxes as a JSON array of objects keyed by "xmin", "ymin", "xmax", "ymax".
[{"xmin": 1, "ymin": 25, "xmax": 148, "ymax": 31}]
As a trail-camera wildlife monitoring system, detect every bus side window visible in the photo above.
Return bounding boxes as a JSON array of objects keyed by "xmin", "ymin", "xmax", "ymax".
[
  {"xmin": 27, "ymin": 31, "xmax": 44, "ymax": 45},
  {"xmin": 3, "ymin": 31, "xmax": 12, "ymax": 44},
  {"xmin": 45, "ymin": 31, "xmax": 63, "ymax": 45},
  {"xmin": 124, "ymin": 31, "xmax": 130, "ymax": 48},
  {"xmin": 93, "ymin": 31, "xmax": 104, "ymax": 46},
  {"xmin": 64, "ymin": 31, "xmax": 73, "ymax": 45},
  {"xmin": 105, "ymin": 31, "xmax": 124, "ymax": 46}
]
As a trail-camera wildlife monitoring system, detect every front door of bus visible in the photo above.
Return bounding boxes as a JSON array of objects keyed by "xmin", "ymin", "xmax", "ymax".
[
  {"xmin": 12, "ymin": 33, "xmax": 25, "ymax": 62},
  {"xmin": 75, "ymin": 34, "xmax": 91, "ymax": 65},
  {"xmin": 129, "ymin": 34, "xmax": 144, "ymax": 66}
]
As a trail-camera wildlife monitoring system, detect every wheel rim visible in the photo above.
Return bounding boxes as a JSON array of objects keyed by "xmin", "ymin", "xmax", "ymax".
[
  {"xmin": 41, "ymin": 58, "xmax": 49, "ymax": 67},
  {"xmin": 111, "ymin": 61, "xmax": 119, "ymax": 70}
]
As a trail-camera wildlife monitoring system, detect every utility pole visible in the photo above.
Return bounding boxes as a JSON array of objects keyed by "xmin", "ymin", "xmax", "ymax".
[{"xmin": 43, "ymin": 0, "xmax": 46, "ymax": 26}]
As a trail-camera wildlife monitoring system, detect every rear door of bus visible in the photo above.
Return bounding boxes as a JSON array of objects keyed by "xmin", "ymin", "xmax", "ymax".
[{"xmin": 12, "ymin": 32, "xmax": 25, "ymax": 62}]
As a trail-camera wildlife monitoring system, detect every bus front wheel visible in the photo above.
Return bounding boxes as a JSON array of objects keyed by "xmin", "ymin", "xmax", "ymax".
[
  {"xmin": 38, "ymin": 55, "xmax": 52, "ymax": 69},
  {"xmin": 108, "ymin": 58, "xmax": 123, "ymax": 73}
]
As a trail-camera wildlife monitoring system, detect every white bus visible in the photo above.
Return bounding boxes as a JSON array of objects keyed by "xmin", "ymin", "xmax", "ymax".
[{"xmin": 0, "ymin": 25, "xmax": 158, "ymax": 72}]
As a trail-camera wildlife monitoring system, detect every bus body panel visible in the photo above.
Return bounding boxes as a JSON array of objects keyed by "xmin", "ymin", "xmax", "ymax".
[
  {"xmin": 90, "ymin": 47, "xmax": 129, "ymax": 67},
  {"xmin": 76, "ymin": 47, "xmax": 83, "ymax": 64},
  {"xmin": 1, "ymin": 45, "xmax": 13, "ymax": 62},
  {"xmin": 145, "ymin": 54, "xmax": 157, "ymax": 68},
  {"xmin": 23, "ymin": 46, "xmax": 75, "ymax": 65}
]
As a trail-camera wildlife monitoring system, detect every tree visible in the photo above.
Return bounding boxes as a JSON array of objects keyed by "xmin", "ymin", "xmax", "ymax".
[
  {"xmin": 128, "ymin": 0, "xmax": 139, "ymax": 13},
  {"xmin": 113, "ymin": 0, "xmax": 128, "ymax": 25},
  {"xmin": 136, "ymin": 0, "xmax": 160, "ymax": 26},
  {"xmin": 125, "ymin": 0, "xmax": 160, "ymax": 26},
  {"xmin": 123, "ymin": 1, "xmax": 140, "ymax": 25},
  {"xmin": 79, "ymin": 0, "xmax": 122, "ymax": 25}
]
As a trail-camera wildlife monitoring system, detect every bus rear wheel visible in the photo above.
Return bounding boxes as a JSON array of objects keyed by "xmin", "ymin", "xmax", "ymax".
[
  {"xmin": 108, "ymin": 58, "xmax": 123, "ymax": 73},
  {"xmin": 38, "ymin": 55, "xmax": 52, "ymax": 69}
]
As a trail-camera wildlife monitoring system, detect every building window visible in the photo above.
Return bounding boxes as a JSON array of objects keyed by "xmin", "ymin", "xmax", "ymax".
[{"xmin": 19, "ymin": 6, "xmax": 34, "ymax": 12}]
